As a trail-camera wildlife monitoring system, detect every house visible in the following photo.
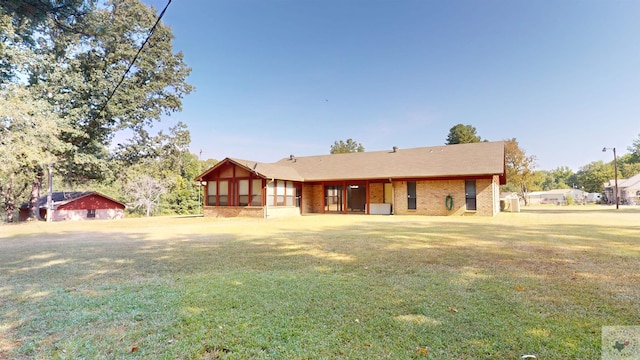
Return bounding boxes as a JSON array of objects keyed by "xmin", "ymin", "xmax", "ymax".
[
  {"xmin": 19, "ymin": 191, "xmax": 126, "ymax": 221},
  {"xmin": 524, "ymin": 191, "xmax": 545, "ymax": 205},
  {"xmin": 604, "ymin": 172, "xmax": 640, "ymax": 205},
  {"xmin": 540, "ymin": 189, "xmax": 587, "ymax": 205},
  {"xmin": 195, "ymin": 141, "xmax": 506, "ymax": 218}
]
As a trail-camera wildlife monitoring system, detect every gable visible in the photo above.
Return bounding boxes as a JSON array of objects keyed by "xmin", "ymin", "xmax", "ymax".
[{"xmin": 57, "ymin": 194, "xmax": 126, "ymax": 210}]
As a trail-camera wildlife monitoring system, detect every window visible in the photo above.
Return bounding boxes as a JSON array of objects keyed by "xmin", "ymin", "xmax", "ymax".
[
  {"xmin": 267, "ymin": 181, "xmax": 275, "ymax": 206},
  {"xmin": 276, "ymin": 180, "xmax": 285, "ymax": 206},
  {"xmin": 238, "ymin": 180, "xmax": 249, "ymax": 206},
  {"xmin": 407, "ymin": 181, "xmax": 417, "ymax": 210},
  {"xmin": 465, "ymin": 180, "xmax": 477, "ymax": 211},
  {"xmin": 207, "ymin": 181, "xmax": 217, "ymax": 205},
  {"xmin": 87, "ymin": 209, "xmax": 96, "ymax": 218},
  {"xmin": 219, "ymin": 180, "xmax": 229, "ymax": 206},
  {"xmin": 251, "ymin": 179, "xmax": 262, "ymax": 206},
  {"xmin": 286, "ymin": 181, "xmax": 294, "ymax": 206}
]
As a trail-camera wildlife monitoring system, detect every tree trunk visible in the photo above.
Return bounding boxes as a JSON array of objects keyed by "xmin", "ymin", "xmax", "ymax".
[
  {"xmin": 2, "ymin": 174, "xmax": 15, "ymax": 223},
  {"xmin": 28, "ymin": 169, "xmax": 44, "ymax": 220}
]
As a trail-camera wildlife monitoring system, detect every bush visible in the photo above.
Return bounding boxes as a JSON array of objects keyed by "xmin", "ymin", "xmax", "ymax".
[{"xmin": 566, "ymin": 195, "xmax": 575, "ymax": 205}]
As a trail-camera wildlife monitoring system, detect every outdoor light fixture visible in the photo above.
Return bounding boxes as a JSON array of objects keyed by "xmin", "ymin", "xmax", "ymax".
[{"xmin": 602, "ymin": 147, "xmax": 619, "ymax": 209}]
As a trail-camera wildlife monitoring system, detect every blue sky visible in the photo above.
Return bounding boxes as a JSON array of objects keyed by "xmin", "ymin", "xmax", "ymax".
[{"xmin": 142, "ymin": 0, "xmax": 639, "ymax": 171}]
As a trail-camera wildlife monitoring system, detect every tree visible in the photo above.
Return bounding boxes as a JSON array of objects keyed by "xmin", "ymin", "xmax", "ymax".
[
  {"xmin": 445, "ymin": 124, "xmax": 484, "ymax": 145},
  {"xmin": 1, "ymin": 0, "xmax": 193, "ymax": 222},
  {"xmin": 0, "ymin": 0, "xmax": 90, "ymax": 31},
  {"xmin": 628, "ymin": 133, "xmax": 640, "ymax": 163},
  {"xmin": 124, "ymin": 174, "xmax": 167, "ymax": 217},
  {"xmin": 330, "ymin": 139, "xmax": 365, "ymax": 154},
  {"xmin": 30, "ymin": 0, "xmax": 193, "ymax": 183},
  {"xmin": 575, "ymin": 161, "xmax": 614, "ymax": 193},
  {"xmin": 0, "ymin": 85, "xmax": 70, "ymax": 222},
  {"xmin": 537, "ymin": 166, "xmax": 575, "ymax": 190},
  {"xmin": 502, "ymin": 138, "xmax": 536, "ymax": 204}
]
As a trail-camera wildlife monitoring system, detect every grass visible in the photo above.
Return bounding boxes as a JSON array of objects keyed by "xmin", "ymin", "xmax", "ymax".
[{"xmin": 1, "ymin": 206, "xmax": 639, "ymax": 359}]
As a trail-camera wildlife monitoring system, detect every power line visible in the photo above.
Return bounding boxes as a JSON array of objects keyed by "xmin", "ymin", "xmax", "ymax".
[{"xmin": 96, "ymin": 0, "xmax": 172, "ymax": 119}]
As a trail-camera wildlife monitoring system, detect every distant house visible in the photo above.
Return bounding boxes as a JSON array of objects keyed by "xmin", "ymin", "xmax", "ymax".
[
  {"xmin": 195, "ymin": 141, "xmax": 507, "ymax": 218},
  {"xmin": 604, "ymin": 172, "xmax": 640, "ymax": 205},
  {"xmin": 542, "ymin": 189, "xmax": 587, "ymax": 205},
  {"xmin": 19, "ymin": 192, "xmax": 126, "ymax": 221},
  {"xmin": 525, "ymin": 191, "xmax": 546, "ymax": 205}
]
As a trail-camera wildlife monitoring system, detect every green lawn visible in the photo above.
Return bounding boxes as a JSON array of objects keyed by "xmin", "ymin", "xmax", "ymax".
[{"xmin": 1, "ymin": 206, "xmax": 639, "ymax": 359}]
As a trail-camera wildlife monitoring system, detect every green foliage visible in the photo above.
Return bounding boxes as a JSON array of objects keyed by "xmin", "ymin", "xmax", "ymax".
[
  {"xmin": 628, "ymin": 133, "xmax": 640, "ymax": 163},
  {"xmin": 445, "ymin": 124, "xmax": 484, "ymax": 144},
  {"xmin": 0, "ymin": 85, "xmax": 72, "ymax": 221},
  {"xmin": 0, "ymin": 0, "xmax": 90, "ymax": 30},
  {"xmin": 1, "ymin": 0, "xmax": 193, "ymax": 221},
  {"xmin": 566, "ymin": 195, "xmax": 575, "ymax": 205},
  {"xmin": 575, "ymin": 161, "xmax": 614, "ymax": 193},
  {"xmin": 535, "ymin": 166, "xmax": 575, "ymax": 191},
  {"xmin": 503, "ymin": 138, "xmax": 536, "ymax": 202},
  {"xmin": 330, "ymin": 138, "xmax": 365, "ymax": 154}
]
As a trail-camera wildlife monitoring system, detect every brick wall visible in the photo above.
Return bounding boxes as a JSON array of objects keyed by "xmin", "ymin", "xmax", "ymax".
[
  {"xmin": 369, "ymin": 183, "xmax": 384, "ymax": 204},
  {"xmin": 301, "ymin": 184, "xmax": 323, "ymax": 214},
  {"xmin": 204, "ymin": 206, "xmax": 264, "ymax": 218},
  {"xmin": 393, "ymin": 178, "xmax": 496, "ymax": 216}
]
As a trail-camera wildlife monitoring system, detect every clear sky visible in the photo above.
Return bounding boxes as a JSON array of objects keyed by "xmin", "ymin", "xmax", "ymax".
[{"xmin": 142, "ymin": 0, "xmax": 639, "ymax": 171}]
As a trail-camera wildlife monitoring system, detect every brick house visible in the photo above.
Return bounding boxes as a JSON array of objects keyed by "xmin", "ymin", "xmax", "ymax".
[
  {"xmin": 19, "ymin": 191, "xmax": 126, "ymax": 221},
  {"xmin": 195, "ymin": 141, "xmax": 506, "ymax": 218}
]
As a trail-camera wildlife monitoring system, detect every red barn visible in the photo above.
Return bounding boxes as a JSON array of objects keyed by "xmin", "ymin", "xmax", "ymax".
[{"xmin": 19, "ymin": 191, "xmax": 126, "ymax": 221}]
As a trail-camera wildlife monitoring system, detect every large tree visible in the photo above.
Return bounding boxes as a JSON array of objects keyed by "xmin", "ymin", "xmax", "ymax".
[
  {"xmin": 1, "ymin": 0, "xmax": 193, "ymax": 220},
  {"xmin": 538, "ymin": 166, "xmax": 575, "ymax": 190},
  {"xmin": 0, "ymin": 85, "xmax": 70, "ymax": 222},
  {"xmin": 330, "ymin": 138, "xmax": 365, "ymax": 154},
  {"xmin": 445, "ymin": 124, "xmax": 484, "ymax": 145},
  {"xmin": 575, "ymin": 161, "xmax": 615, "ymax": 194},
  {"xmin": 502, "ymin": 138, "xmax": 536, "ymax": 204}
]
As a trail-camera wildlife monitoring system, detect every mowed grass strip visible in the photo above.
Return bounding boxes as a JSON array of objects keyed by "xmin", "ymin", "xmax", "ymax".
[{"xmin": 1, "ymin": 206, "xmax": 639, "ymax": 359}]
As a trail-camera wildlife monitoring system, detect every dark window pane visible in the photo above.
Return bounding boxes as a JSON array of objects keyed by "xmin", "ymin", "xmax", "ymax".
[{"xmin": 407, "ymin": 181, "xmax": 417, "ymax": 210}]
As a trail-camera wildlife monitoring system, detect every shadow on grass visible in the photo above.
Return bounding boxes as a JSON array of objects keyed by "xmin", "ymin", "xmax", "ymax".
[{"xmin": 1, "ymin": 216, "xmax": 639, "ymax": 358}]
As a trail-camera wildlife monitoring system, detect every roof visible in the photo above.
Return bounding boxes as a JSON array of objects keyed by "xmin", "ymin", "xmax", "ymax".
[
  {"xmin": 20, "ymin": 191, "xmax": 126, "ymax": 209},
  {"xmin": 544, "ymin": 189, "xmax": 574, "ymax": 195},
  {"xmin": 197, "ymin": 141, "xmax": 505, "ymax": 182},
  {"xmin": 228, "ymin": 158, "xmax": 305, "ymax": 181},
  {"xmin": 618, "ymin": 172, "xmax": 640, "ymax": 189},
  {"xmin": 276, "ymin": 141, "xmax": 505, "ymax": 181}
]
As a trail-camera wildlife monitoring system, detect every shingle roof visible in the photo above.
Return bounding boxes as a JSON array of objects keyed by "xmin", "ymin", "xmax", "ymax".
[
  {"xmin": 274, "ymin": 141, "xmax": 505, "ymax": 181},
  {"xmin": 198, "ymin": 141, "xmax": 505, "ymax": 182},
  {"xmin": 20, "ymin": 191, "xmax": 126, "ymax": 209},
  {"xmin": 618, "ymin": 172, "xmax": 640, "ymax": 189},
  {"xmin": 228, "ymin": 158, "xmax": 304, "ymax": 181}
]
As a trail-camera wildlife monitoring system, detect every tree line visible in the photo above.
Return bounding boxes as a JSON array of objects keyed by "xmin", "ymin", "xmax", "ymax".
[{"xmin": 445, "ymin": 124, "xmax": 640, "ymax": 202}]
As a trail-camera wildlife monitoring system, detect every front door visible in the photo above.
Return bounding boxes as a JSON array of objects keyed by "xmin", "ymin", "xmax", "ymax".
[{"xmin": 347, "ymin": 184, "xmax": 366, "ymax": 213}]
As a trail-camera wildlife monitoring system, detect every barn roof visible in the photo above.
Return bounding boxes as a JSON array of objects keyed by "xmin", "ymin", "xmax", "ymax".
[{"xmin": 20, "ymin": 191, "xmax": 126, "ymax": 209}]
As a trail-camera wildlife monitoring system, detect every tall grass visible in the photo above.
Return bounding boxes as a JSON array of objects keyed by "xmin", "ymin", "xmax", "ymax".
[{"xmin": 1, "ymin": 206, "xmax": 639, "ymax": 359}]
